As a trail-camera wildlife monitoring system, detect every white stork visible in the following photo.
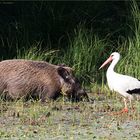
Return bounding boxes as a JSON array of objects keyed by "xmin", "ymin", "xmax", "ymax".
[{"xmin": 99, "ymin": 52, "xmax": 140, "ymax": 113}]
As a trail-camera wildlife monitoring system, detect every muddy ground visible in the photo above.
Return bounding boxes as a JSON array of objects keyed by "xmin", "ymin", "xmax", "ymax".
[{"xmin": 0, "ymin": 93, "xmax": 140, "ymax": 140}]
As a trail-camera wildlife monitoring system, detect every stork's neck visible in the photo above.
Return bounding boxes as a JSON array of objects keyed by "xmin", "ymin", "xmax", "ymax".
[{"xmin": 107, "ymin": 57, "xmax": 120, "ymax": 73}]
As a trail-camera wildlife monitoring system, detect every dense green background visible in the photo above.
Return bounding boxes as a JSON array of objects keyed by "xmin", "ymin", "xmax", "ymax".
[
  {"xmin": 0, "ymin": 1, "xmax": 132, "ymax": 57},
  {"xmin": 0, "ymin": 1, "xmax": 140, "ymax": 85},
  {"xmin": 1, "ymin": 2, "xmax": 140, "ymax": 139}
]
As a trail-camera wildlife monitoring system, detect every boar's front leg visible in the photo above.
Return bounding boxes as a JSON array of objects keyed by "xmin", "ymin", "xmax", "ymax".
[{"xmin": 39, "ymin": 87, "xmax": 60, "ymax": 102}]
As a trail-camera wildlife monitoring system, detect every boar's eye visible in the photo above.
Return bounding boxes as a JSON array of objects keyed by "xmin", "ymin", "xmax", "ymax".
[
  {"xmin": 64, "ymin": 75, "xmax": 73, "ymax": 83},
  {"xmin": 66, "ymin": 76, "xmax": 69, "ymax": 79}
]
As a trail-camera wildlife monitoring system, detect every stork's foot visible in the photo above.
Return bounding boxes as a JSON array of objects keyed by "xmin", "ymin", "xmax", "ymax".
[
  {"xmin": 108, "ymin": 108, "xmax": 128, "ymax": 116},
  {"xmin": 121, "ymin": 108, "xmax": 128, "ymax": 113}
]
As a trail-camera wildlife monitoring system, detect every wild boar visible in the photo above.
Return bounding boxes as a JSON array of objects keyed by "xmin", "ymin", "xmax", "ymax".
[{"xmin": 0, "ymin": 59, "xmax": 89, "ymax": 102}]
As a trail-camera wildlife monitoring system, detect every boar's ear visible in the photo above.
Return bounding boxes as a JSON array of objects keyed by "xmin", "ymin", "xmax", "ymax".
[
  {"xmin": 58, "ymin": 64, "xmax": 74, "ymax": 73},
  {"xmin": 63, "ymin": 66, "xmax": 74, "ymax": 73},
  {"xmin": 58, "ymin": 63, "xmax": 67, "ymax": 67},
  {"xmin": 57, "ymin": 67, "xmax": 70, "ymax": 82}
]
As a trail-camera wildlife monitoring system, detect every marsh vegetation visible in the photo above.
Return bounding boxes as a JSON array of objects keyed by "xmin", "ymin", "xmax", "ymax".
[
  {"xmin": 0, "ymin": 92, "xmax": 140, "ymax": 139},
  {"xmin": 0, "ymin": 1, "xmax": 140, "ymax": 139}
]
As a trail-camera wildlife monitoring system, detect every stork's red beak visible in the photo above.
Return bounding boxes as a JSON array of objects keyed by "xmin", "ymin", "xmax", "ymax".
[{"xmin": 99, "ymin": 56, "xmax": 113, "ymax": 69}]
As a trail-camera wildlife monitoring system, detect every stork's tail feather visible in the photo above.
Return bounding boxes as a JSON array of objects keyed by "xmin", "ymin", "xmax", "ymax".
[{"xmin": 127, "ymin": 88, "xmax": 140, "ymax": 95}]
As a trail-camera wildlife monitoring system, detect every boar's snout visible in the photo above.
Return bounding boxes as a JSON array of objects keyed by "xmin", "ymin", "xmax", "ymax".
[
  {"xmin": 69, "ymin": 78, "xmax": 89, "ymax": 102},
  {"xmin": 73, "ymin": 87, "xmax": 89, "ymax": 102}
]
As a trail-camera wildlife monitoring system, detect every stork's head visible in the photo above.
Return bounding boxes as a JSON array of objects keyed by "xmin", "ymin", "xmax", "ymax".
[
  {"xmin": 110, "ymin": 52, "xmax": 120, "ymax": 60},
  {"xmin": 99, "ymin": 52, "xmax": 120, "ymax": 69}
]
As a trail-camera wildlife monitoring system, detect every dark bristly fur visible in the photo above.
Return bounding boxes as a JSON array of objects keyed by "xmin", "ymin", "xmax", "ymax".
[{"xmin": 0, "ymin": 59, "xmax": 88, "ymax": 102}]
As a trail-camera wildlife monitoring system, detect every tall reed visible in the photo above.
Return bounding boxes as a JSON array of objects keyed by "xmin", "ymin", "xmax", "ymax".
[
  {"xmin": 117, "ymin": 0, "xmax": 140, "ymax": 79},
  {"xmin": 59, "ymin": 26, "xmax": 111, "ymax": 84}
]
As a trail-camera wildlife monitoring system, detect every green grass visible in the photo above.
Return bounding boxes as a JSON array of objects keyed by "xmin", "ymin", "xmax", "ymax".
[
  {"xmin": 15, "ymin": 40, "xmax": 60, "ymax": 63},
  {"xmin": 116, "ymin": 0, "xmax": 140, "ymax": 79},
  {"xmin": 60, "ymin": 26, "xmax": 111, "ymax": 83}
]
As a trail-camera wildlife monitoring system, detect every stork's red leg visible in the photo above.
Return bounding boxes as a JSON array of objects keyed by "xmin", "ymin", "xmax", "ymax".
[{"xmin": 108, "ymin": 98, "xmax": 128, "ymax": 115}]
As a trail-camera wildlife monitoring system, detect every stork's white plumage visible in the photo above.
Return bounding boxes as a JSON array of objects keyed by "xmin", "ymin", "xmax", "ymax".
[{"xmin": 99, "ymin": 52, "xmax": 140, "ymax": 113}]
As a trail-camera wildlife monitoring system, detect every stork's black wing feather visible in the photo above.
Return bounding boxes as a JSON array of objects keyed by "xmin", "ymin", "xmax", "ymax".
[{"xmin": 127, "ymin": 88, "xmax": 140, "ymax": 94}]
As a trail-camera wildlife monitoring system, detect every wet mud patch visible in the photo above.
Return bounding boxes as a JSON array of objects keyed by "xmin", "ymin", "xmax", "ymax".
[{"xmin": 0, "ymin": 95, "xmax": 140, "ymax": 139}]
